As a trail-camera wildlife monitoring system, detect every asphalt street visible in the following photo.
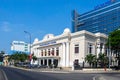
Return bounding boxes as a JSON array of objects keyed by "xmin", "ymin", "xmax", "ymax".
[
  {"xmin": 0, "ymin": 66, "xmax": 120, "ymax": 80},
  {"xmin": 0, "ymin": 66, "xmax": 95, "ymax": 80},
  {"xmin": 99, "ymin": 73, "xmax": 120, "ymax": 80},
  {"xmin": 0, "ymin": 68, "xmax": 7, "ymax": 80},
  {"xmin": 1, "ymin": 66, "xmax": 60, "ymax": 80}
]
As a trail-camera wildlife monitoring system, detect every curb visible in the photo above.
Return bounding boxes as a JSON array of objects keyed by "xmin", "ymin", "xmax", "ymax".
[{"xmin": 9, "ymin": 66, "xmax": 120, "ymax": 74}]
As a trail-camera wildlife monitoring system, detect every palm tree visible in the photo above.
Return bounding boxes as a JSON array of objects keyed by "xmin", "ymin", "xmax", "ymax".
[
  {"xmin": 98, "ymin": 53, "xmax": 108, "ymax": 68},
  {"xmin": 85, "ymin": 54, "xmax": 96, "ymax": 67},
  {"xmin": 32, "ymin": 56, "xmax": 37, "ymax": 62}
]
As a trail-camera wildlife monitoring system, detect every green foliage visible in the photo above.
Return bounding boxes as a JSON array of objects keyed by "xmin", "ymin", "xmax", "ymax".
[
  {"xmin": 9, "ymin": 52, "xmax": 29, "ymax": 62},
  {"xmin": 85, "ymin": 54, "xmax": 96, "ymax": 67},
  {"xmin": 98, "ymin": 53, "xmax": 108, "ymax": 67},
  {"xmin": 108, "ymin": 29, "xmax": 120, "ymax": 50},
  {"xmin": 107, "ymin": 29, "xmax": 120, "ymax": 66},
  {"xmin": 0, "ymin": 51, "xmax": 5, "ymax": 55},
  {"xmin": 85, "ymin": 53, "xmax": 109, "ymax": 68},
  {"xmin": 32, "ymin": 56, "xmax": 37, "ymax": 61},
  {"xmin": 0, "ymin": 51, "xmax": 5, "ymax": 62}
]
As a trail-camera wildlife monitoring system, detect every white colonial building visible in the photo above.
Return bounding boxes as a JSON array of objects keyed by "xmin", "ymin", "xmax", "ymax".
[{"xmin": 31, "ymin": 28, "xmax": 107, "ymax": 68}]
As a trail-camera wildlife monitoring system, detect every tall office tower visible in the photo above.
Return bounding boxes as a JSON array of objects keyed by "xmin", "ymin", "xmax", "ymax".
[
  {"xmin": 11, "ymin": 41, "xmax": 30, "ymax": 53},
  {"xmin": 72, "ymin": 0, "xmax": 120, "ymax": 34}
]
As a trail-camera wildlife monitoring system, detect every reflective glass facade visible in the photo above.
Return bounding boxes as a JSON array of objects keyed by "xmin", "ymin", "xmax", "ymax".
[{"xmin": 72, "ymin": 0, "xmax": 120, "ymax": 34}]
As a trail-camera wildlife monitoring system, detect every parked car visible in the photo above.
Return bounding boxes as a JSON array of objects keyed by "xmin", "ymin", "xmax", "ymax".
[
  {"xmin": 30, "ymin": 64, "xmax": 40, "ymax": 69},
  {"xmin": 38, "ymin": 65, "xmax": 48, "ymax": 68}
]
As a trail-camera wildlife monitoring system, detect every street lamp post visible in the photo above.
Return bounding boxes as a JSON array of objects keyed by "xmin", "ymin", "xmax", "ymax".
[
  {"xmin": 24, "ymin": 31, "xmax": 31, "ymax": 60},
  {"xmin": 108, "ymin": 36, "xmax": 111, "ymax": 69},
  {"xmin": 104, "ymin": 28, "xmax": 111, "ymax": 68}
]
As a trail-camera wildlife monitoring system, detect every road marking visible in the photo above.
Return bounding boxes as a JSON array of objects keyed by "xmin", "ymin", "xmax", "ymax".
[
  {"xmin": 93, "ymin": 76, "xmax": 96, "ymax": 80},
  {"xmin": 1, "ymin": 69, "xmax": 8, "ymax": 80},
  {"xmin": 93, "ymin": 76, "xmax": 107, "ymax": 80},
  {"xmin": 99, "ymin": 77, "xmax": 106, "ymax": 80}
]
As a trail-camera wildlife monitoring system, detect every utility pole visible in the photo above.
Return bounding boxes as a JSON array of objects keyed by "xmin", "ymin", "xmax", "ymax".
[
  {"xmin": 104, "ymin": 28, "xmax": 111, "ymax": 68},
  {"xmin": 24, "ymin": 31, "xmax": 32, "ymax": 60}
]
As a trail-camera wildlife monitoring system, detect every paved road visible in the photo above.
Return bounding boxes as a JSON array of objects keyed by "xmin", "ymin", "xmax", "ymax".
[
  {"xmin": 1, "ymin": 66, "xmax": 120, "ymax": 80},
  {"xmin": 0, "ymin": 68, "xmax": 7, "ymax": 80},
  {"xmin": 97, "ymin": 73, "xmax": 120, "ymax": 80},
  {"xmin": 0, "ymin": 66, "xmax": 95, "ymax": 80},
  {"xmin": 1, "ymin": 66, "xmax": 60, "ymax": 80}
]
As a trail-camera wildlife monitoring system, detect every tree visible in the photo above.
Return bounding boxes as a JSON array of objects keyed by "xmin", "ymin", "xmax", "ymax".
[
  {"xmin": 98, "ymin": 53, "xmax": 108, "ymax": 68},
  {"xmin": 0, "ymin": 51, "xmax": 5, "ymax": 55},
  {"xmin": 9, "ymin": 52, "xmax": 29, "ymax": 63},
  {"xmin": 85, "ymin": 54, "xmax": 96, "ymax": 67},
  {"xmin": 107, "ymin": 29, "xmax": 120, "ymax": 67},
  {"xmin": 108, "ymin": 29, "xmax": 120, "ymax": 50},
  {"xmin": 19, "ymin": 53, "xmax": 29, "ymax": 62},
  {"xmin": 0, "ymin": 51, "xmax": 5, "ymax": 62},
  {"xmin": 32, "ymin": 56, "xmax": 37, "ymax": 62}
]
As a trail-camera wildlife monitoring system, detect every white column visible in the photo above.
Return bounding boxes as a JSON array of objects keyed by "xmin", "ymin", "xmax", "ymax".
[
  {"xmin": 62, "ymin": 42, "xmax": 66, "ymax": 67},
  {"xmin": 43, "ymin": 59, "xmax": 45, "ymax": 65},
  {"xmin": 51, "ymin": 59, "xmax": 53, "ymax": 64},
  {"xmin": 102, "ymin": 44, "xmax": 105, "ymax": 53},
  {"xmin": 39, "ymin": 59, "xmax": 41, "ymax": 65},
  {"xmin": 66, "ymin": 42, "xmax": 70, "ymax": 67},
  {"xmin": 51, "ymin": 59, "xmax": 54, "ymax": 65},
  {"xmin": 97, "ymin": 43, "xmax": 100, "ymax": 57},
  {"xmin": 47, "ymin": 59, "xmax": 49, "ymax": 66},
  {"xmin": 92, "ymin": 44, "xmax": 95, "ymax": 55},
  {"xmin": 57, "ymin": 59, "xmax": 60, "ymax": 67},
  {"xmin": 50, "ymin": 48, "xmax": 52, "ymax": 56},
  {"xmin": 54, "ymin": 48, "xmax": 56, "ymax": 56},
  {"xmin": 59, "ymin": 44, "xmax": 62, "ymax": 67}
]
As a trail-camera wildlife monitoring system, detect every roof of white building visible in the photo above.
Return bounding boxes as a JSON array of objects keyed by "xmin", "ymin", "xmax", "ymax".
[{"xmin": 33, "ymin": 28, "xmax": 107, "ymax": 45}]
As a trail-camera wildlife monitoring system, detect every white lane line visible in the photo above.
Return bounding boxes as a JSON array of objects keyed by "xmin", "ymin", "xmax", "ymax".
[
  {"xmin": 93, "ymin": 76, "xmax": 96, "ymax": 80},
  {"xmin": 1, "ymin": 69, "xmax": 8, "ymax": 80}
]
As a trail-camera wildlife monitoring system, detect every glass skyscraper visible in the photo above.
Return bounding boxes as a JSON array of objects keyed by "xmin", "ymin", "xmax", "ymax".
[{"xmin": 72, "ymin": 0, "xmax": 120, "ymax": 34}]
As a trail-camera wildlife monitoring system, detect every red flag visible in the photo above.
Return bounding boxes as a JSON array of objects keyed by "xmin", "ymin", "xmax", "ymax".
[{"xmin": 29, "ymin": 54, "xmax": 32, "ymax": 61}]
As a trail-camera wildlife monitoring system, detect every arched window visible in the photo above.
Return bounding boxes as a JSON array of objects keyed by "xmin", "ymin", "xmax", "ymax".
[
  {"xmin": 41, "ymin": 50, "xmax": 43, "ymax": 56},
  {"xmin": 56, "ymin": 47, "xmax": 59, "ymax": 56},
  {"xmin": 45, "ymin": 49, "xmax": 47, "ymax": 56},
  {"xmin": 48, "ymin": 49, "xmax": 50, "ymax": 56},
  {"xmin": 74, "ymin": 44, "xmax": 79, "ymax": 54},
  {"xmin": 51, "ymin": 48, "xmax": 54, "ymax": 56}
]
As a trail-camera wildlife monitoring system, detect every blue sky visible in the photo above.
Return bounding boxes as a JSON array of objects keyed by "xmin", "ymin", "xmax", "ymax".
[{"xmin": 0, "ymin": 0, "xmax": 108, "ymax": 53}]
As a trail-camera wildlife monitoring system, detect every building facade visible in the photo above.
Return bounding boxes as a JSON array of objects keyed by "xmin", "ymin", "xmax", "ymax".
[
  {"xmin": 11, "ymin": 41, "xmax": 30, "ymax": 53},
  {"xmin": 72, "ymin": 0, "xmax": 120, "ymax": 34},
  {"xmin": 3, "ymin": 54, "xmax": 9, "ymax": 66},
  {"xmin": 31, "ymin": 28, "xmax": 107, "ymax": 68}
]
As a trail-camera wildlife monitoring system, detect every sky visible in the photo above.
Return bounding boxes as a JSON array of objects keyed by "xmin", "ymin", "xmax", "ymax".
[{"xmin": 0, "ymin": 0, "xmax": 108, "ymax": 53}]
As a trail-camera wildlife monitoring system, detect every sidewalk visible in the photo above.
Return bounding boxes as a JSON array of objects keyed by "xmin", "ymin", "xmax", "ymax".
[
  {"xmin": 26, "ymin": 68, "xmax": 120, "ymax": 74},
  {"xmin": 9, "ymin": 66, "xmax": 120, "ymax": 73}
]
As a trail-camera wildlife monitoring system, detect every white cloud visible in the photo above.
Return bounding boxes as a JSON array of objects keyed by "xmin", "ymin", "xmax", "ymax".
[{"xmin": 0, "ymin": 21, "xmax": 11, "ymax": 32}]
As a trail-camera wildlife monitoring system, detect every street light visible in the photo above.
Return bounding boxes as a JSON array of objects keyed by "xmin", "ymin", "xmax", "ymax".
[
  {"xmin": 104, "ymin": 28, "xmax": 111, "ymax": 68},
  {"xmin": 108, "ymin": 35, "xmax": 111, "ymax": 69},
  {"xmin": 24, "ymin": 31, "xmax": 31, "ymax": 59}
]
